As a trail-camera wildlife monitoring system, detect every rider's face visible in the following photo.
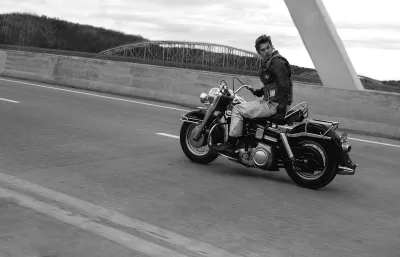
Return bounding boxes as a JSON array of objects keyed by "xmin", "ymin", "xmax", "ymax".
[{"xmin": 258, "ymin": 42, "xmax": 273, "ymax": 59}]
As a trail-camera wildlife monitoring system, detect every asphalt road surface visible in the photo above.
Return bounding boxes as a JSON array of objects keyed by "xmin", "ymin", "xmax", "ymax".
[
  {"xmin": 0, "ymin": 77, "xmax": 399, "ymax": 257},
  {"xmin": 0, "ymin": 196, "xmax": 142, "ymax": 257}
]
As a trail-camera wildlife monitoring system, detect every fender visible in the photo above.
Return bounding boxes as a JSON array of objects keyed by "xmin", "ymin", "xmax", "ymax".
[
  {"xmin": 180, "ymin": 107, "xmax": 225, "ymax": 144},
  {"xmin": 180, "ymin": 108, "xmax": 207, "ymax": 124},
  {"xmin": 287, "ymin": 121, "xmax": 347, "ymax": 164}
]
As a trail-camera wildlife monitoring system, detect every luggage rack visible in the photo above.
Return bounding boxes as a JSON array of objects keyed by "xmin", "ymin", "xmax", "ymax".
[
  {"xmin": 284, "ymin": 118, "xmax": 339, "ymax": 140},
  {"xmin": 274, "ymin": 102, "xmax": 340, "ymax": 140},
  {"xmin": 285, "ymin": 102, "xmax": 309, "ymax": 119}
]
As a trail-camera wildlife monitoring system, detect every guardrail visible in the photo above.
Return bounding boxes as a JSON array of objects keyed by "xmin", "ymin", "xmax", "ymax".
[{"xmin": 0, "ymin": 49, "xmax": 399, "ymax": 139}]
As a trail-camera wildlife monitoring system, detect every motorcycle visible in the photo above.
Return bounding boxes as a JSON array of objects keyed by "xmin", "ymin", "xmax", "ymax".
[{"xmin": 179, "ymin": 77, "xmax": 357, "ymax": 189}]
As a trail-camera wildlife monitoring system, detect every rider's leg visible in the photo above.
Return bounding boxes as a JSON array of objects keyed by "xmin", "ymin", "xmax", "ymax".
[
  {"xmin": 230, "ymin": 100, "xmax": 278, "ymax": 136},
  {"xmin": 214, "ymin": 100, "xmax": 278, "ymax": 153}
]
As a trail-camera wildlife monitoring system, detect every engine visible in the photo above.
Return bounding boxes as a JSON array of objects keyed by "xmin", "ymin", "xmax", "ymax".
[{"xmin": 238, "ymin": 143, "xmax": 275, "ymax": 170}]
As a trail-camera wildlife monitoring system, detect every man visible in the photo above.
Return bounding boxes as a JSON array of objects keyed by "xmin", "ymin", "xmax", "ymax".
[{"xmin": 215, "ymin": 34, "xmax": 293, "ymax": 153}]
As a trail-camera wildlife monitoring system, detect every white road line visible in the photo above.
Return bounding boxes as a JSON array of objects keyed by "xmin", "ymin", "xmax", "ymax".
[
  {"xmin": 0, "ymin": 186, "xmax": 186, "ymax": 257},
  {"xmin": 347, "ymin": 137, "xmax": 400, "ymax": 148},
  {"xmin": 0, "ymin": 97, "xmax": 19, "ymax": 103},
  {"xmin": 1, "ymin": 77, "xmax": 399, "ymax": 149},
  {"xmin": 156, "ymin": 133, "xmax": 180, "ymax": 139},
  {"xmin": 0, "ymin": 171, "xmax": 247, "ymax": 257}
]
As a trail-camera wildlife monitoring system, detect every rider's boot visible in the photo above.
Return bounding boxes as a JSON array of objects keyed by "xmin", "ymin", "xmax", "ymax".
[{"xmin": 213, "ymin": 136, "xmax": 238, "ymax": 154}]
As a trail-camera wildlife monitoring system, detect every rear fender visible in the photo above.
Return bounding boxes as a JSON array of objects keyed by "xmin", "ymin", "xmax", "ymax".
[{"xmin": 287, "ymin": 121, "xmax": 347, "ymax": 164}]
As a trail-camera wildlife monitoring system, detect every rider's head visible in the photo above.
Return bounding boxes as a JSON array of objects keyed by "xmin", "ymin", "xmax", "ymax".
[{"xmin": 255, "ymin": 34, "xmax": 274, "ymax": 60}]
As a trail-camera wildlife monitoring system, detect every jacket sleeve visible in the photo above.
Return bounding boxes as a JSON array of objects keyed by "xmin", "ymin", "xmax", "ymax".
[{"xmin": 269, "ymin": 59, "xmax": 292, "ymax": 104}]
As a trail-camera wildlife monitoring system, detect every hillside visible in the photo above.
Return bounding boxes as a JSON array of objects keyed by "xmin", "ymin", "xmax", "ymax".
[
  {"xmin": 0, "ymin": 12, "xmax": 148, "ymax": 53},
  {"xmin": 382, "ymin": 80, "xmax": 400, "ymax": 87}
]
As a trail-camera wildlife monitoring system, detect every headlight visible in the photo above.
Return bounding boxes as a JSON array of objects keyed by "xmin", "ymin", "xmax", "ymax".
[{"xmin": 200, "ymin": 92, "xmax": 209, "ymax": 103}]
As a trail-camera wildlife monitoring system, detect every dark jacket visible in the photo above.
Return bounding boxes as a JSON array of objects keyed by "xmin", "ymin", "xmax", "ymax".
[{"xmin": 254, "ymin": 51, "xmax": 293, "ymax": 114}]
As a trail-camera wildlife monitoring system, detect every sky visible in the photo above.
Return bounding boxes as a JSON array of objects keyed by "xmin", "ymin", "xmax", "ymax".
[{"xmin": 1, "ymin": 0, "xmax": 400, "ymax": 81}]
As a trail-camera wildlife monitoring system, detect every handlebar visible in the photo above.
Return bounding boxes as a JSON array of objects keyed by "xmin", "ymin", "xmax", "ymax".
[
  {"xmin": 234, "ymin": 84, "xmax": 252, "ymax": 94},
  {"xmin": 219, "ymin": 77, "xmax": 253, "ymax": 95}
]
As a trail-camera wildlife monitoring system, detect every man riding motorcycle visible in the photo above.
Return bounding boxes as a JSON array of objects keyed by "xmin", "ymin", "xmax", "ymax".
[
  {"xmin": 214, "ymin": 34, "xmax": 357, "ymax": 171},
  {"xmin": 214, "ymin": 34, "xmax": 293, "ymax": 154}
]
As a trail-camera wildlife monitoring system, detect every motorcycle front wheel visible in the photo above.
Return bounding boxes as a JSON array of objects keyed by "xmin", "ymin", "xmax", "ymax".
[{"xmin": 179, "ymin": 122, "xmax": 219, "ymax": 164}]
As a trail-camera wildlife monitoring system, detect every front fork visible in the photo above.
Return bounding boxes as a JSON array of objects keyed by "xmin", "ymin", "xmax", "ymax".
[{"xmin": 192, "ymin": 96, "xmax": 221, "ymax": 141}]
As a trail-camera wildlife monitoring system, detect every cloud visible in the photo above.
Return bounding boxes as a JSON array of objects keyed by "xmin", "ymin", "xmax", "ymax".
[
  {"xmin": 79, "ymin": 1, "xmax": 298, "ymax": 51},
  {"xmin": 1, "ymin": 0, "xmax": 400, "ymax": 79},
  {"xmin": 0, "ymin": 0, "xmax": 295, "ymax": 48}
]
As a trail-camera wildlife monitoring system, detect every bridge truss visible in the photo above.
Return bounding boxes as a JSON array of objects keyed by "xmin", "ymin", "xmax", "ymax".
[{"xmin": 99, "ymin": 41, "xmax": 263, "ymax": 73}]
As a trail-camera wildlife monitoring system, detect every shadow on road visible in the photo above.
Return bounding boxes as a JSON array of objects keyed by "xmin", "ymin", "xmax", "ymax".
[{"xmin": 180, "ymin": 157, "xmax": 348, "ymax": 193}]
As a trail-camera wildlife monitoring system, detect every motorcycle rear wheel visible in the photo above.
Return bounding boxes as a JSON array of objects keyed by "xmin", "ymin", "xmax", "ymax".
[
  {"xmin": 180, "ymin": 122, "xmax": 219, "ymax": 164},
  {"xmin": 284, "ymin": 138, "xmax": 338, "ymax": 190}
]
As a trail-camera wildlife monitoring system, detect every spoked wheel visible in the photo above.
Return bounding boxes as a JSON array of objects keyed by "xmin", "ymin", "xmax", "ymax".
[
  {"xmin": 284, "ymin": 139, "xmax": 338, "ymax": 189},
  {"xmin": 179, "ymin": 122, "xmax": 219, "ymax": 164}
]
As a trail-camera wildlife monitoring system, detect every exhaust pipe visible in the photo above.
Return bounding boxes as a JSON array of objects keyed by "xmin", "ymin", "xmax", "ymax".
[{"xmin": 337, "ymin": 165, "xmax": 356, "ymax": 175}]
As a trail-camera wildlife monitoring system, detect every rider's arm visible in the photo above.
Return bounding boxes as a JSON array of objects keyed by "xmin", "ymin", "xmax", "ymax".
[{"xmin": 269, "ymin": 59, "xmax": 291, "ymax": 103}]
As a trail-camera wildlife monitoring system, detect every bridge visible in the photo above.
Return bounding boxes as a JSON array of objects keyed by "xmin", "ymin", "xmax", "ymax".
[
  {"xmin": 100, "ymin": 40, "xmax": 264, "ymax": 75},
  {"xmin": 98, "ymin": 40, "xmax": 329, "ymax": 85},
  {"xmin": 99, "ymin": 41, "xmax": 389, "ymax": 88}
]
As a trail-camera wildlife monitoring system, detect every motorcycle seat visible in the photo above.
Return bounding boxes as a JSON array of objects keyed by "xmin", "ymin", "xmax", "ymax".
[{"xmin": 248, "ymin": 109, "xmax": 303, "ymax": 125}]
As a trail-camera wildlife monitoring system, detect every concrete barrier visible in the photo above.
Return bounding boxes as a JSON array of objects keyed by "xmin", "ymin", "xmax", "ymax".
[{"xmin": 0, "ymin": 49, "xmax": 399, "ymax": 139}]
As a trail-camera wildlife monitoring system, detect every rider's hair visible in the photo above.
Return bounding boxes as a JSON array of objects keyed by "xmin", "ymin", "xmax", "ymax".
[{"xmin": 255, "ymin": 34, "xmax": 273, "ymax": 52}]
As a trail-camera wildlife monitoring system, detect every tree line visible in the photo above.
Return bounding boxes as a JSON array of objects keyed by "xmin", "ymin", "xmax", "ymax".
[
  {"xmin": 0, "ymin": 12, "xmax": 148, "ymax": 53},
  {"xmin": 381, "ymin": 80, "xmax": 400, "ymax": 86}
]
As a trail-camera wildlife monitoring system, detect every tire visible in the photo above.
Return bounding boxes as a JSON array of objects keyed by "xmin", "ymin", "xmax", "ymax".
[
  {"xmin": 284, "ymin": 138, "xmax": 338, "ymax": 190},
  {"xmin": 179, "ymin": 122, "xmax": 219, "ymax": 164}
]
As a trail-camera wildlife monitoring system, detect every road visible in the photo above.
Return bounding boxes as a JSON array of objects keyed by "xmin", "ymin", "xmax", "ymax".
[
  {"xmin": 0, "ymin": 196, "xmax": 141, "ymax": 257},
  {"xmin": 0, "ymin": 77, "xmax": 399, "ymax": 257}
]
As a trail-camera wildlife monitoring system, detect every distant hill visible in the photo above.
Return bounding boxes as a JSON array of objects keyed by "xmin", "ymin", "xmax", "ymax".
[
  {"xmin": 382, "ymin": 80, "xmax": 400, "ymax": 87},
  {"xmin": 0, "ymin": 12, "xmax": 148, "ymax": 53},
  {"xmin": 290, "ymin": 66, "xmax": 316, "ymax": 76},
  {"xmin": 300, "ymin": 71, "xmax": 399, "ymax": 88}
]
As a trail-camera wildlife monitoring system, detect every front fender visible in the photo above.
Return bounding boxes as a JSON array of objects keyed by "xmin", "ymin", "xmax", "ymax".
[
  {"xmin": 180, "ymin": 107, "xmax": 225, "ymax": 144},
  {"xmin": 180, "ymin": 108, "xmax": 207, "ymax": 124}
]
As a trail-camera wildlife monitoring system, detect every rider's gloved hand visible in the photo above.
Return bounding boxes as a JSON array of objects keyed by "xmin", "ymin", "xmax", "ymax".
[{"xmin": 251, "ymin": 88, "xmax": 264, "ymax": 97}]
